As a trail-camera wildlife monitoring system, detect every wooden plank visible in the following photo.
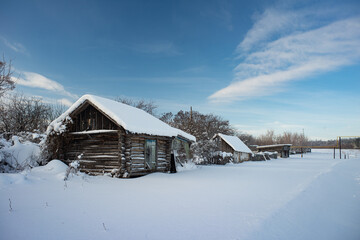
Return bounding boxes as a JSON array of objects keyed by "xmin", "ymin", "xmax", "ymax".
[
  {"xmin": 68, "ymin": 144, "xmax": 119, "ymax": 148},
  {"xmin": 67, "ymin": 150, "xmax": 119, "ymax": 155}
]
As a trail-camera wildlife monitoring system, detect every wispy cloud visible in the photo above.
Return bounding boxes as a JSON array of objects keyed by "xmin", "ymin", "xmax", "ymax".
[
  {"xmin": 15, "ymin": 72, "xmax": 78, "ymax": 99},
  {"xmin": 57, "ymin": 98, "xmax": 73, "ymax": 107},
  {"xmin": 134, "ymin": 41, "xmax": 182, "ymax": 56},
  {"xmin": 209, "ymin": 7, "xmax": 360, "ymax": 102},
  {"xmin": 0, "ymin": 36, "xmax": 26, "ymax": 53}
]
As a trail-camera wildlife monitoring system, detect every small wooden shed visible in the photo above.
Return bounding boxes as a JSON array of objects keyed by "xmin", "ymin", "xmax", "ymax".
[
  {"xmin": 256, "ymin": 144, "xmax": 292, "ymax": 158},
  {"xmin": 46, "ymin": 95, "xmax": 195, "ymax": 177},
  {"xmin": 212, "ymin": 133, "xmax": 253, "ymax": 163}
]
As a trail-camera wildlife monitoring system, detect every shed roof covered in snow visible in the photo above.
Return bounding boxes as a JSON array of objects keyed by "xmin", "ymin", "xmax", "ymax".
[
  {"xmin": 214, "ymin": 133, "xmax": 252, "ymax": 154},
  {"xmin": 47, "ymin": 94, "xmax": 195, "ymax": 142},
  {"xmin": 257, "ymin": 144, "xmax": 292, "ymax": 149}
]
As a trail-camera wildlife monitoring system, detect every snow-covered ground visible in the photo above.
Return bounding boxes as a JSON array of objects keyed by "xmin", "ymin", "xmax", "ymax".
[{"xmin": 1, "ymin": 149, "xmax": 360, "ymax": 240}]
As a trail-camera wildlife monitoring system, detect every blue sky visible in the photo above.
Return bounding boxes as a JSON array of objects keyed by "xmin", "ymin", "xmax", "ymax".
[{"xmin": 1, "ymin": 0, "xmax": 359, "ymax": 140}]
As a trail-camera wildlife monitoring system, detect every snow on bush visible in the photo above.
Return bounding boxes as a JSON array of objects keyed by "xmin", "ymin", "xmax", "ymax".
[
  {"xmin": 64, "ymin": 160, "xmax": 80, "ymax": 180},
  {"xmin": 191, "ymin": 139, "xmax": 233, "ymax": 165},
  {"xmin": 0, "ymin": 134, "xmax": 43, "ymax": 172},
  {"xmin": 46, "ymin": 116, "xmax": 72, "ymax": 135},
  {"xmin": 191, "ymin": 139, "xmax": 217, "ymax": 164}
]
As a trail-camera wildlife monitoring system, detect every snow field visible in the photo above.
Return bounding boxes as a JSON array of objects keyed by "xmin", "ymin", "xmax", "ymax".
[{"xmin": 1, "ymin": 149, "xmax": 359, "ymax": 240}]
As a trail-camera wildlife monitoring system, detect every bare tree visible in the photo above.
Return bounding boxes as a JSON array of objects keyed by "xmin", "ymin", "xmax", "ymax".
[
  {"xmin": 237, "ymin": 132, "xmax": 256, "ymax": 146},
  {"xmin": 0, "ymin": 57, "xmax": 15, "ymax": 97},
  {"xmin": 159, "ymin": 112, "xmax": 173, "ymax": 125},
  {"xmin": 0, "ymin": 94, "xmax": 52, "ymax": 133},
  {"xmin": 115, "ymin": 97, "xmax": 158, "ymax": 116},
  {"xmin": 161, "ymin": 110, "xmax": 235, "ymax": 141},
  {"xmin": 253, "ymin": 130, "xmax": 309, "ymax": 146},
  {"xmin": 47, "ymin": 103, "xmax": 67, "ymax": 122},
  {"xmin": 257, "ymin": 130, "xmax": 275, "ymax": 145},
  {"xmin": 276, "ymin": 131, "xmax": 309, "ymax": 146}
]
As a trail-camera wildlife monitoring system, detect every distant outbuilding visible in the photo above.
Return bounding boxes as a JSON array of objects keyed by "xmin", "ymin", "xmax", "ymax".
[
  {"xmin": 256, "ymin": 144, "xmax": 292, "ymax": 158},
  {"xmin": 213, "ymin": 133, "xmax": 253, "ymax": 162}
]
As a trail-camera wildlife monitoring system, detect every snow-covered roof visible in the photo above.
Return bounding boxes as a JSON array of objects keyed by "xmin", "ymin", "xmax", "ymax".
[
  {"xmin": 215, "ymin": 133, "xmax": 252, "ymax": 154},
  {"xmin": 47, "ymin": 94, "xmax": 195, "ymax": 142},
  {"xmin": 257, "ymin": 144, "xmax": 292, "ymax": 149}
]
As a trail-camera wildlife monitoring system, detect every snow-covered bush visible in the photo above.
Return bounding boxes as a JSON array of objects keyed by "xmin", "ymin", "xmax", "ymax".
[
  {"xmin": 191, "ymin": 139, "xmax": 233, "ymax": 165},
  {"xmin": 64, "ymin": 160, "xmax": 80, "ymax": 180},
  {"xmin": 191, "ymin": 139, "xmax": 218, "ymax": 164},
  {"xmin": 0, "ymin": 133, "xmax": 44, "ymax": 172},
  {"xmin": 42, "ymin": 116, "xmax": 73, "ymax": 163},
  {"xmin": 46, "ymin": 116, "xmax": 72, "ymax": 136}
]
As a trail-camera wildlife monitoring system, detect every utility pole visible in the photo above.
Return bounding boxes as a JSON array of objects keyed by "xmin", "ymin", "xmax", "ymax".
[
  {"xmin": 190, "ymin": 106, "xmax": 193, "ymax": 123},
  {"xmin": 339, "ymin": 137, "xmax": 342, "ymax": 159},
  {"xmin": 189, "ymin": 106, "xmax": 193, "ymax": 135},
  {"xmin": 302, "ymin": 128, "xmax": 305, "ymax": 157}
]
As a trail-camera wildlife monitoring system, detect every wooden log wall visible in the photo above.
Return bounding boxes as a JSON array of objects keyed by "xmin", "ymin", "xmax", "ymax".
[
  {"xmin": 157, "ymin": 138, "xmax": 172, "ymax": 172},
  {"xmin": 124, "ymin": 133, "xmax": 132, "ymax": 176},
  {"xmin": 128, "ymin": 135, "xmax": 145, "ymax": 176},
  {"xmin": 63, "ymin": 131, "xmax": 121, "ymax": 175},
  {"xmin": 118, "ymin": 131, "xmax": 126, "ymax": 177},
  {"xmin": 126, "ymin": 134, "xmax": 172, "ymax": 177},
  {"xmin": 60, "ymin": 131, "xmax": 173, "ymax": 177}
]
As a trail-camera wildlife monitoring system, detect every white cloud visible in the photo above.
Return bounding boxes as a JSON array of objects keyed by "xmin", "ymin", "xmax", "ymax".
[
  {"xmin": 210, "ymin": 7, "xmax": 360, "ymax": 102},
  {"xmin": 57, "ymin": 98, "xmax": 73, "ymax": 107},
  {"xmin": 15, "ymin": 71, "xmax": 78, "ymax": 99},
  {"xmin": 236, "ymin": 8, "xmax": 299, "ymax": 53},
  {"xmin": 0, "ymin": 36, "xmax": 26, "ymax": 53}
]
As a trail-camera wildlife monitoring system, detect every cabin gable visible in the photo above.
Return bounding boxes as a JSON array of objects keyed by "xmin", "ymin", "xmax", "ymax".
[{"xmin": 68, "ymin": 101, "xmax": 119, "ymax": 132}]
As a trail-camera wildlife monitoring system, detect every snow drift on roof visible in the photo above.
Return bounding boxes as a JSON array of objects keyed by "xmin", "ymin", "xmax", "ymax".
[
  {"xmin": 47, "ymin": 94, "xmax": 195, "ymax": 141},
  {"xmin": 216, "ymin": 133, "xmax": 252, "ymax": 154}
]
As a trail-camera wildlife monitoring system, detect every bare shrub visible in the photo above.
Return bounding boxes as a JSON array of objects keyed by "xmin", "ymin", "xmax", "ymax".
[
  {"xmin": 115, "ymin": 97, "xmax": 158, "ymax": 116},
  {"xmin": 161, "ymin": 110, "xmax": 235, "ymax": 141},
  {"xmin": 0, "ymin": 93, "xmax": 51, "ymax": 133},
  {"xmin": 0, "ymin": 57, "xmax": 15, "ymax": 97}
]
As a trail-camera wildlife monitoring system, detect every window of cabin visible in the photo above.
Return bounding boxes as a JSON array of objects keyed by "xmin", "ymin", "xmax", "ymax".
[
  {"xmin": 172, "ymin": 138, "xmax": 191, "ymax": 160},
  {"xmin": 145, "ymin": 139, "xmax": 156, "ymax": 170}
]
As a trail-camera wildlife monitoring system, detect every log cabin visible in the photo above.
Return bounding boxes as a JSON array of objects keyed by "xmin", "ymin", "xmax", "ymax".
[
  {"xmin": 212, "ymin": 133, "xmax": 253, "ymax": 163},
  {"xmin": 46, "ymin": 94, "xmax": 195, "ymax": 177}
]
